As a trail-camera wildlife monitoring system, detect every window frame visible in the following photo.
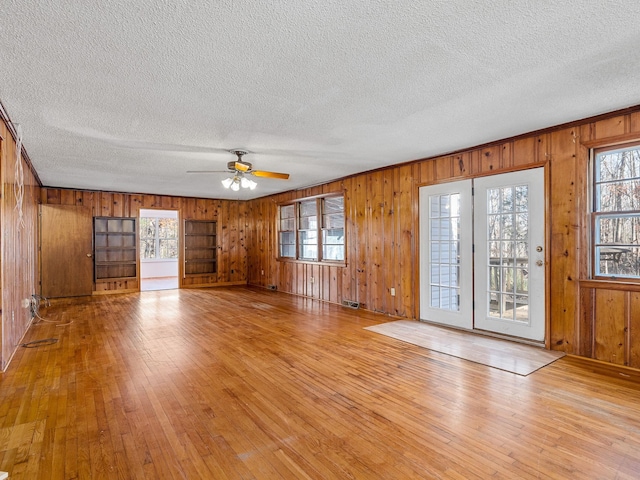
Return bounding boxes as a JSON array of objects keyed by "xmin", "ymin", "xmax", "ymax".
[
  {"xmin": 321, "ymin": 195, "xmax": 346, "ymax": 262},
  {"xmin": 278, "ymin": 204, "xmax": 296, "ymax": 259},
  {"xmin": 277, "ymin": 193, "xmax": 346, "ymax": 265},
  {"xmin": 590, "ymin": 141, "xmax": 640, "ymax": 281},
  {"xmin": 298, "ymin": 199, "xmax": 319, "ymax": 261}
]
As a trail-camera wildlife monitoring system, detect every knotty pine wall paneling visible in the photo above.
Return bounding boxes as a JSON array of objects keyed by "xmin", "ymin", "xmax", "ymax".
[
  {"xmin": 381, "ymin": 170, "xmax": 395, "ymax": 314},
  {"xmin": 368, "ymin": 170, "xmax": 385, "ymax": 313},
  {"xmin": 351, "ymin": 174, "xmax": 369, "ymax": 308},
  {"xmin": 0, "ymin": 123, "xmax": 40, "ymax": 371},
  {"xmin": 578, "ymin": 287, "xmax": 595, "ymax": 358},
  {"xmin": 578, "ymin": 285, "xmax": 640, "ymax": 368},
  {"xmin": 40, "ymin": 188, "xmax": 248, "ymax": 293},
  {"xmin": 478, "ymin": 145, "xmax": 502, "ymax": 173},
  {"xmin": 245, "ymin": 168, "xmax": 417, "ymax": 318},
  {"xmin": 548, "ymin": 128, "xmax": 581, "ymax": 352},
  {"xmin": 593, "ymin": 289, "xmax": 626, "ymax": 365},
  {"xmin": 630, "ymin": 292, "xmax": 640, "ymax": 367},
  {"xmin": 391, "ymin": 164, "xmax": 415, "ymax": 317},
  {"xmin": 246, "ymin": 195, "xmax": 275, "ymax": 287},
  {"xmin": 341, "ymin": 177, "xmax": 357, "ymax": 304},
  {"xmin": 579, "ymin": 281, "xmax": 640, "ymax": 368}
]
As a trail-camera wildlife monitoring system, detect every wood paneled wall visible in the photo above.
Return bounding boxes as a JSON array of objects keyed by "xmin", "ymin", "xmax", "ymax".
[
  {"xmin": 246, "ymin": 107, "xmax": 640, "ymax": 363},
  {"xmin": 0, "ymin": 122, "xmax": 40, "ymax": 371},
  {"xmin": 40, "ymin": 189, "xmax": 248, "ymax": 292},
  {"xmin": 246, "ymin": 170, "xmax": 416, "ymax": 317}
]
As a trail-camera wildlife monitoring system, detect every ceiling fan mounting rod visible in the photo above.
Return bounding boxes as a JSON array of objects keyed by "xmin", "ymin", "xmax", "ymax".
[{"xmin": 230, "ymin": 149, "xmax": 249, "ymax": 160}]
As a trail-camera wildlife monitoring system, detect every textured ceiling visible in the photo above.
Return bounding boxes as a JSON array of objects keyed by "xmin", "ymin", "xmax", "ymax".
[{"xmin": 2, "ymin": 1, "xmax": 640, "ymax": 200}]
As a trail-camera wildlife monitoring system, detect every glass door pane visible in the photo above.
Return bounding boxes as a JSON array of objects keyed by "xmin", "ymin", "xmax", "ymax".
[
  {"xmin": 486, "ymin": 184, "xmax": 529, "ymax": 322},
  {"xmin": 429, "ymin": 193, "xmax": 461, "ymax": 311}
]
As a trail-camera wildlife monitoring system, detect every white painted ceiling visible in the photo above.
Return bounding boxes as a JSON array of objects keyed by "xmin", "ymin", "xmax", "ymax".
[{"xmin": 2, "ymin": 1, "xmax": 640, "ymax": 200}]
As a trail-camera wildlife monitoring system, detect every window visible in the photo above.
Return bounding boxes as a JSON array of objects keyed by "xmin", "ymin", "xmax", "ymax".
[
  {"xmin": 140, "ymin": 217, "xmax": 178, "ymax": 260},
  {"xmin": 278, "ymin": 195, "xmax": 345, "ymax": 263},
  {"xmin": 279, "ymin": 205, "xmax": 296, "ymax": 258},
  {"xmin": 592, "ymin": 143, "xmax": 640, "ymax": 278},
  {"xmin": 298, "ymin": 200, "xmax": 318, "ymax": 260},
  {"xmin": 322, "ymin": 196, "xmax": 345, "ymax": 261}
]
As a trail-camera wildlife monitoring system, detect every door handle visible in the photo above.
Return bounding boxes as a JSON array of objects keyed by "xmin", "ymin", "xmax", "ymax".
[{"xmin": 86, "ymin": 253, "xmax": 92, "ymax": 257}]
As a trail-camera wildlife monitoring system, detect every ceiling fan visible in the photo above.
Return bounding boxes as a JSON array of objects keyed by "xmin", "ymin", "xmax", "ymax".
[{"xmin": 187, "ymin": 150, "xmax": 290, "ymax": 191}]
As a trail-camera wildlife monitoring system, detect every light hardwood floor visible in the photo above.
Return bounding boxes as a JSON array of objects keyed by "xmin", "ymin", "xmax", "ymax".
[{"xmin": 1, "ymin": 287, "xmax": 640, "ymax": 479}]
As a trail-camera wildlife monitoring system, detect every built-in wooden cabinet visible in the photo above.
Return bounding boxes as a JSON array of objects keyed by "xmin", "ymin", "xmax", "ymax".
[
  {"xmin": 94, "ymin": 217, "xmax": 137, "ymax": 281},
  {"xmin": 184, "ymin": 220, "xmax": 217, "ymax": 275}
]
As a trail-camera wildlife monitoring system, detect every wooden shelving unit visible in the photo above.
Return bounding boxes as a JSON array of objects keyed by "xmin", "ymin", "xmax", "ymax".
[
  {"xmin": 184, "ymin": 220, "xmax": 217, "ymax": 275},
  {"xmin": 94, "ymin": 217, "xmax": 137, "ymax": 281}
]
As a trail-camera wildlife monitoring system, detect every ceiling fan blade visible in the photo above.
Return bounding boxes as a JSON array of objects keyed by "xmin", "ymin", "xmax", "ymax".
[
  {"xmin": 234, "ymin": 161, "xmax": 251, "ymax": 172},
  {"xmin": 252, "ymin": 170, "xmax": 290, "ymax": 180}
]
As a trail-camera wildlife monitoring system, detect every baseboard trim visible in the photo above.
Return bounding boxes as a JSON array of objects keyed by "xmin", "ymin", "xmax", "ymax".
[
  {"xmin": 564, "ymin": 355, "xmax": 640, "ymax": 383},
  {"xmin": 92, "ymin": 288, "xmax": 139, "ymax": 296},
  {"xmin": 181, "ymin": 281, "xmax": 248, "ymax": 289}
]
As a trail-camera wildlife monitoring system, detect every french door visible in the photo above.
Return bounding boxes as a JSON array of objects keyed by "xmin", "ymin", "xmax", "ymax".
[{"xmin": 419, "ymin": 168, "xmax": 546, "ymax": 342}]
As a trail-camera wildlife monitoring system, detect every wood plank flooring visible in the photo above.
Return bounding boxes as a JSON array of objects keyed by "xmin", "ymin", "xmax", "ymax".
[
  {"xmin": 365, "ymin": 320, "xmax": 565, "ymax": 375},
  {"xmin": 1, "ymin": 286, "xmax": 640, "ymax": 479}
]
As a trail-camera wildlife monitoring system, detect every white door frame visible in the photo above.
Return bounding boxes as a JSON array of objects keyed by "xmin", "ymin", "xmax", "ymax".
[{"xmin": 419, "ymin": 180, "xmax": 473, "ymax": 330}]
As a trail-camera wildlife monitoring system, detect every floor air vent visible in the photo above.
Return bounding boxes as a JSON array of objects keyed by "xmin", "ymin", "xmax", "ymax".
[
  {"xmin": 342, "ymin": 300, "xmax": 360, "ymax": 309},
  {"xmin": 267, "ymin": 284, "xmax": 277, "ymax": 291}
]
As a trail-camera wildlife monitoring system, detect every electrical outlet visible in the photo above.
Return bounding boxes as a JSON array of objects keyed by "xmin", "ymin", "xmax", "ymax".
[
  {"xmin": 261, "ymin": 270, "xmax": 264, "ymax": 275},
  {"xmin": 21, "ymin": 298, "xmax": 30, "ymax": 308},
  {"xmin": 390, "ymin": 288, "xmax": 396, "ymax": 296},
  {"xmin": 310, "ymin": 277, "xmax": 315, "ymax": 283}
]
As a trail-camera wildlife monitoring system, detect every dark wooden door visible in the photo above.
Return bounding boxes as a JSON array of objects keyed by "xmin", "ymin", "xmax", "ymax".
[{"xmin": 41, "ymin": 205, "xmax": 93, "ymax": 297}]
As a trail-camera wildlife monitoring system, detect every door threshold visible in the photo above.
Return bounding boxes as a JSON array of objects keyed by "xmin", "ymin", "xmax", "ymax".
[{"xmin": 418, "ymin": 319, "xmax": 545, "ymax": 348}]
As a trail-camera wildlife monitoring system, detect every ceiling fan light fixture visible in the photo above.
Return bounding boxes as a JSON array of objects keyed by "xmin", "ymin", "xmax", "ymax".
[
  {"xmin": 221, "ymin": 173, "xmax": 258, "ymax": 192},
  {"xmin": 240, "ymin": 177, "xmax": 257, "ymax": 190}
]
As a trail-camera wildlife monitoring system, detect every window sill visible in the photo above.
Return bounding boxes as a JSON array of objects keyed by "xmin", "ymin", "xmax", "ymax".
[
  {"xmin": 277, "ymin": 257, "xmax": 346, "ymax": 267},
  {"xmin": 579, "ymin": 278, "xmax": 640, "ymax": 292}
]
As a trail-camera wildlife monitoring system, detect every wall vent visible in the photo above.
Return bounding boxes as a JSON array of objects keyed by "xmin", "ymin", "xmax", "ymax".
[
  {"xmin": 267, "ymin": 284, "xmax": 277, "ymax": 291},
  {"xmin": 342, "ymin": 300, "xmax": 360, "ymax": 309}
]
